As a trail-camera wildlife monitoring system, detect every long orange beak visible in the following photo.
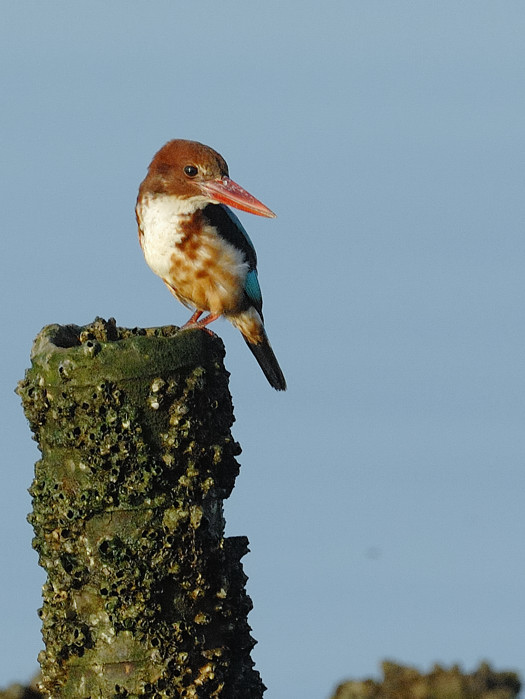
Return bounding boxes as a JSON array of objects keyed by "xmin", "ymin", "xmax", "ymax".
[{"xmin": 199, "ymin": 177, "xmax": 276, "ymax": 218}]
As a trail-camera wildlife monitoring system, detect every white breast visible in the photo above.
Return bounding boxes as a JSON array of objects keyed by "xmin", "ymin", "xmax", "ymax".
[
  {"xmin": 137, "ymin": 193, "xmax": 250, "ymax": 315},
  {"xmin": 136, "ymin": 194, "xmax": 206, "ymax": 280}
]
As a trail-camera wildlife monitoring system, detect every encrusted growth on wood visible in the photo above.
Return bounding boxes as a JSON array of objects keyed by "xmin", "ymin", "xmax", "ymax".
[
  {"xmin": 17, "ymin": 317, "xmax": 264, "ymax": 698},
  {"xmin": 332, "ymin": 661, "xmax": 521, "ymax": 699}
]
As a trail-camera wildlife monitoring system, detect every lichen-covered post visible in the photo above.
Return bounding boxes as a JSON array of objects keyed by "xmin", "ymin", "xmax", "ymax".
[{"xmin": 17, "ymin": 317, "xmax": 264, "ymax": 698}]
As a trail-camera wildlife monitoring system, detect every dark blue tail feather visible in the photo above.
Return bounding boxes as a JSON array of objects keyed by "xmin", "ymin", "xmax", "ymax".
[{"xmin": 244, "ymin": 335, "xmax": 286, "ymax": 391}]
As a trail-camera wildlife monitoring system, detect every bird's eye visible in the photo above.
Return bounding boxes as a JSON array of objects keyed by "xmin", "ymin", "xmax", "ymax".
[{"xmin": 184, "ymin": 165, "xmax": 198, "ymax": 177}]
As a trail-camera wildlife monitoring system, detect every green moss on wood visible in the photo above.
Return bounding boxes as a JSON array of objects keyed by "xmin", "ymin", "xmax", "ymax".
[{"xmin": 17, "ymin": 318, "xmax": 264, "ymax": 698}]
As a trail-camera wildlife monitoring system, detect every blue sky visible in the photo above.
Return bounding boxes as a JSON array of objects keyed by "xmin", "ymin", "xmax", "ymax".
[{"xmin": 1, "ymin": 2, "xmax": 524, "ymax": 697}]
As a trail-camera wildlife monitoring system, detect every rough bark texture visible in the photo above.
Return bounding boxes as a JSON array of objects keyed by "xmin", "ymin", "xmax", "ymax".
[{"xmin": 17, "ymin": 317, "xmax": 264, "ymax": 699}]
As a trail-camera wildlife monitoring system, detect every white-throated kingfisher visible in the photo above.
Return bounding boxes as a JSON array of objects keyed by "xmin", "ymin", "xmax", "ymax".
[{"xmin": 136, "ymin": 139, "xmax": 286, "ymax": 390}]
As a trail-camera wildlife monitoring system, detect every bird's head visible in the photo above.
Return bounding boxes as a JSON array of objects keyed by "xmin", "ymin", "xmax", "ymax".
[{"xmin": 139, "ymin": 139, "xmax": 276, "ymax": 218}]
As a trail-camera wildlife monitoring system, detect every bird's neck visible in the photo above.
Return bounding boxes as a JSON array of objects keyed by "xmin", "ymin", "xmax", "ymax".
[{"xmin": 138, "ymin": 192, "xmax": 209, "ymax": 219}]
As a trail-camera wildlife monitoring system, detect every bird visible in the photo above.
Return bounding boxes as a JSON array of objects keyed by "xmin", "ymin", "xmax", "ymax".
[{"xmin": 136, "ymin": 139, "xmax": 286, "ymax": 391}]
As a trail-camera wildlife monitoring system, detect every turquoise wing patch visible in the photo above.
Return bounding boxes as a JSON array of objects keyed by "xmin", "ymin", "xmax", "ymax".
[{"xmin": 244, "ymin": 269, "xmax": 262, "ymax": 308}]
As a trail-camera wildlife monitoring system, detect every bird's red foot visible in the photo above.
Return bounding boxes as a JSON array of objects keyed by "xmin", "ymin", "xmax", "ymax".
[
  {"xmin": 180, "ymin": 310, "xmax": 203, "ymax": 329},
  {"xmin": 181, "ymin": 312, "xmax": 220, "ymax": 336}
]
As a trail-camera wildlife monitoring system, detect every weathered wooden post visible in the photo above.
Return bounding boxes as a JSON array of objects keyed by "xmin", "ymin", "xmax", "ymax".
[{"xmin": 17, "ymin": 317, "xmax": 264, "ymax": 698}]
